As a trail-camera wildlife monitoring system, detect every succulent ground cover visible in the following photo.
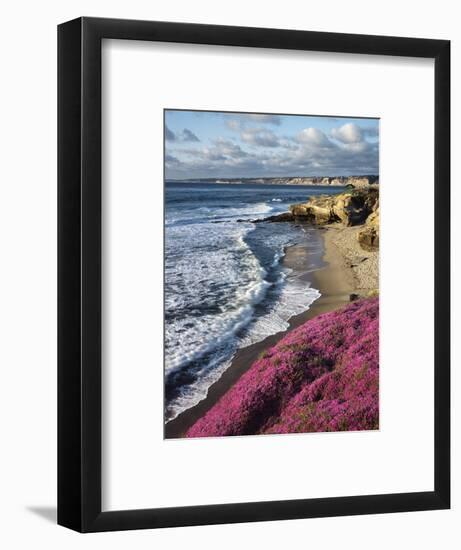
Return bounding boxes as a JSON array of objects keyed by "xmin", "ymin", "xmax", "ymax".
[{"xmin": 186, "ymin": 297, "xmax": 379, "ymax": 438}]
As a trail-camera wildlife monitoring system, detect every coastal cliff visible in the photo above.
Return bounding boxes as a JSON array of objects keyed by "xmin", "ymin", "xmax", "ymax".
[
  {"xmin": 186, "ymin": 297, "xmax": 379, "ymax": 437},
  {"xmin": 168, "ymin": 175, "xmax": 379, "ymax": 187},
  {"xmin": 242, "ymin": 175, "xmax": 378, "ymax": 187}
]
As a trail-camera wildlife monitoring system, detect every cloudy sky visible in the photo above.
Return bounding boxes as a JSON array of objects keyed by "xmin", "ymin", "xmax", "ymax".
[{"xmin": 165, "ymin": 110, "xmax": 379, "ymax": 179}]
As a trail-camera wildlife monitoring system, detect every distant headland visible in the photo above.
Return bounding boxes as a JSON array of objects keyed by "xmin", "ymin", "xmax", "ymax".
[{"xmin": 166, "ymin": 175, "xmax": 379, "ymax": 187}]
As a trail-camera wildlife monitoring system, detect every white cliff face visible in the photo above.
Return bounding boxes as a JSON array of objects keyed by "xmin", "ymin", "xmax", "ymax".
[{"xmin": 267, "ymin": 175, "xmax": 378, "ymax": 187}]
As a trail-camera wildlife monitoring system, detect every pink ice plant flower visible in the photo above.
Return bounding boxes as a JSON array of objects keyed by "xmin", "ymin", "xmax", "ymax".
[{"xmin": 186, "ymin": 297, "xmax": 379, "ymax": 437}]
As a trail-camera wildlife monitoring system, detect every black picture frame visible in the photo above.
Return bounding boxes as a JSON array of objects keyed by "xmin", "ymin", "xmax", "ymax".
[{"xmin": 58, "ymin": 17, "xmax": 450, "ymax": 532}]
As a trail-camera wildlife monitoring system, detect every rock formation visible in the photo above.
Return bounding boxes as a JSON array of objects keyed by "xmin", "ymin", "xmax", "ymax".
[
  {"xmin": 357, "ymin": 209, "xmax": 379, "ymax": 251},
  {"xmin": 257, "ymin": 187, "xmax": 380, "ymax": 252},
  {"xmin": 289, "ymin": 187, "xmax": 379, "ymax": 227}
]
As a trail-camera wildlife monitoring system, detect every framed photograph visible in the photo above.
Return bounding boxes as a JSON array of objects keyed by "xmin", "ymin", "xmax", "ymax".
[{"xmin": 58, "ymin": 17, "xmax": 450, "ymax": 532}]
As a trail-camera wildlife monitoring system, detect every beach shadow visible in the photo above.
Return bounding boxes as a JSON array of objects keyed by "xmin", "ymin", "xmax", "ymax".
[{"xmin": 27, "ymin": 506, "xmax": 57, "ymax": 524}]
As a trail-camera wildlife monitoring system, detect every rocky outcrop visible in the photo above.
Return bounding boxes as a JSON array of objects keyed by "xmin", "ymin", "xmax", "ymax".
[
  {"xmin": 287, "ymin": 187, "xmax": 380, "ymax": 252},
  {"xmin": 252, "ymin": 187, "xmax": 380, "ymax": 251},
  {"xmin": 289, "ymin": 187, "xmax": 379, "ymax": 227},
  {"xmin": 252, "ymin": 212, "xmax": 294, "ymax": 223},
  {"xmin": 358, "ymin": 209, "xmax": 379, "ymax": 251}
]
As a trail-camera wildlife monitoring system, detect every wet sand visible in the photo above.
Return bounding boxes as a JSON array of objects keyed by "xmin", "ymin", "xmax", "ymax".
[{"xmin": 164, "ymin": 225, "xmax": 358, "ymax": 439}]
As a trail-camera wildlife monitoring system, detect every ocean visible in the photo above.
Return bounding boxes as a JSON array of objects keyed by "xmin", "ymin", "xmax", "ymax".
[{"xmin": 164, "ymin": 182, "xmax": 344, "ymax": 422}]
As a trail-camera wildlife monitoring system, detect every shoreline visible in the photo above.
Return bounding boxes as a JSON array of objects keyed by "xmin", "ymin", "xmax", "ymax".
[{"xmin": 164, "ymin": 224, "xmax": 360, "ymax": 439}]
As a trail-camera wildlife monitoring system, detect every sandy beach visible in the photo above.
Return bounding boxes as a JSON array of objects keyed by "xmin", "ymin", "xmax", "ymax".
[
  {"xmin": 323, "ymin": 224, "xmax": 379, "ymax": 295},
  {"xmin": 164, "ymin": 222, "xmax": 378, "ymax": 439}
]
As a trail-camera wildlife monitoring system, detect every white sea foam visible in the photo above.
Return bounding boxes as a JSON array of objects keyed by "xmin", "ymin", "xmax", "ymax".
[
  {"xmin": 165, "ymin": 222, "xmax": 269, "ymax": 376},
  {"xmin": 239, "ymin": 271, "xmax": 320, "ymax": 348},
  {"xmin": 165, "ymin": 202, "xmax": 274, "ymax": 227}
]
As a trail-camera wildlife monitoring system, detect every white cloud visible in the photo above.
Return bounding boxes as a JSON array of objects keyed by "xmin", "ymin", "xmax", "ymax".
[
  {"xmin": 341, "ymin": 141, "xmax": 370, "ymax": 153},
  {"xmin": 179, "ymin": 138, "xmax": 249, "ymax": 164},
  {"xmin": 330, "ymin": 123, "xmax": 363, "ymax": 144},
  {"xmin": 240, "ymin": 128, "xmax": 280, "ymax": 147},
  {"xmin": 296, "ymin": 127, "xmax": 332, "ymax": 147},
  {"xmin": 212, "ymin": 137, "xmax": 248, "ymax": 157}
]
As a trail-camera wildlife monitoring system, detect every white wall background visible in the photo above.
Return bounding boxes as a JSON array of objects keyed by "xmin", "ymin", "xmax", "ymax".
[{"xmin": 0, "ymin": 0, "xmax": 457, "ymax": 548}]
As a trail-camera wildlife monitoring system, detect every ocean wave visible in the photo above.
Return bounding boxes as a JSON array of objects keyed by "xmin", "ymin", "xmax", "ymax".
[
  {"xmin": 240, "ymin": 272, "xmax": 320, "ymax": 349},
  {"xmin": 165, "ymin": 201, "xmax": 275, "ymax": 227},
  {"xmin": 165, "ymin": 224, "xmax": 271, "ymax": 377},
  {"xmin": 165, "ymin": 222, "xmax": 283, "ymax": 421}
]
